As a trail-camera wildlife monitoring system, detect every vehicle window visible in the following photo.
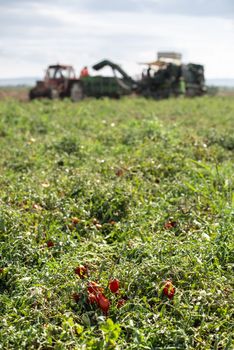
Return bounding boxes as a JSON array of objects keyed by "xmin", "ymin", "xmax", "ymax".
[
  {"xmin": 48, "ymin": 68, "xmax": 56, "ymax": 79},
  {"xmin": 61, "ymin": 69, "xmax": 69, "ymax": 79},
  {"xmin": 55, "ymin": 69, "xmax": 64, "ymax": 79}
]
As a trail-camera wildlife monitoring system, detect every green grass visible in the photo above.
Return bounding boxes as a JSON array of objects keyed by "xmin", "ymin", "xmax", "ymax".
[{"xmin": 0, "ymin": 96, "xmax": 233, "ymax": 349}]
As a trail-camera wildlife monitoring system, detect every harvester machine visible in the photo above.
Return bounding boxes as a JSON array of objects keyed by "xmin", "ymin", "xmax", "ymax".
[{"xmin": 138, "ymin": 60, "xmax": 206, "ymax": 98}]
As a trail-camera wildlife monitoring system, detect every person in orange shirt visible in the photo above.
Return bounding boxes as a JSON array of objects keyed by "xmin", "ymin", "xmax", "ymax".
[{"xmin": 80, "ymin": 66, "xmax": 89, "ymax": 78}]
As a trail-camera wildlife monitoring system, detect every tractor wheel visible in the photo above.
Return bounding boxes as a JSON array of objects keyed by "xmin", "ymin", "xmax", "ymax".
[
  {"xmin": 70, "ymin": 83, "xmax": 84, "ymax": 102},
  {"xmin": 29, "ymin": 90, "xmax": 35, "ymax": 100},
  {"xmin": 48, "ymin": 88, "xmax": 59, "ymax": 99}
]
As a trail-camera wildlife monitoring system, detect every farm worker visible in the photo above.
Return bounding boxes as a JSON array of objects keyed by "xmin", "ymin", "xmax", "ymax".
[
  {"xmin": 178, "ymin": 76, "xmax": 186, "ymax": 96},
  {"xmin": 80, "ymin": 66, "xmax": 89, "ymax": 78},
  {"xmin": 147, "ymin": 67, "xmax": 152, "ymax": 77}
]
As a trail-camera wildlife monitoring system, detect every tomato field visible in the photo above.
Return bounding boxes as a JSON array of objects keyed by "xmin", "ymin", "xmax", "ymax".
[{"xmin": 0, "ymin": 96, "xmax": 233, "ymax": 349}]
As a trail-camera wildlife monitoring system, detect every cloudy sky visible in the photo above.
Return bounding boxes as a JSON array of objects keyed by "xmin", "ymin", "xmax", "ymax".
[{"xmin": 0, "ymin": 0, "xmax": 233, "ymax": 79}]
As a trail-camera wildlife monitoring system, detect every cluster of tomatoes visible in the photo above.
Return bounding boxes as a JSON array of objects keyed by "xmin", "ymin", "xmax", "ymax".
[
  {"xmin": 73, "ymin": 265, "xmax": 176, "ymax": 315},
  {"xmin": 73, "ymin": 265, "xmax": 127, "ymax": 315}
]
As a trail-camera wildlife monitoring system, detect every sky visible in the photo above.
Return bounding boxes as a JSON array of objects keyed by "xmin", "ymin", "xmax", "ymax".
[{"xmin": 0, "ymin": 0, "xmax": 233, "ymax": 79}]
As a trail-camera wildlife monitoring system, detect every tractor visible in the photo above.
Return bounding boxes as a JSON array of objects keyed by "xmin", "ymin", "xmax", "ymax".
[{"xmin": 29, "ymin": 64, "xmax": 84, "ymax": 101}]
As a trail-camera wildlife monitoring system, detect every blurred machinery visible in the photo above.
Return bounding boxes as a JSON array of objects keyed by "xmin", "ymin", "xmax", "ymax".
[{"xmin": 29, "ymin": 54, "xmax": 206, "ymax": 101}]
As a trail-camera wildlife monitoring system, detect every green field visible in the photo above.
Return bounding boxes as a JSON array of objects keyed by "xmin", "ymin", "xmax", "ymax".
[{"xmin": 0, "ymin": 96, "xmax": 233, "ymax": 349}]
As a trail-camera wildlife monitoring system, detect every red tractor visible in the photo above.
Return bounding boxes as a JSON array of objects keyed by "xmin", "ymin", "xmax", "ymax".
[{"xmin": 29, "ymin": 64, "xmax": 84, "ymax": 101}]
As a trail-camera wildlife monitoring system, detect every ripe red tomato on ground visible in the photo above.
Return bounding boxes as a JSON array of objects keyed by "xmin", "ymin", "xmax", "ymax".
[
  {"xmin": 164, "ymin": 221, "xmax": 177, "ymax": 229},
  {"xmin": 87, "ymin": 281, "xmax": 104, "ymax": 294},
  {"xmin": 87, "ymin": 292, "xmax": 97, "ymax": 304},
  {"xmin": 96, "ymin": 293, "xmax": 110, "ymax": 315},
  {"xmin": 115, "ymin": 168, "xmax": 124, "ymax": 177},
  {"xmin": 163, "ymin": 280, "xmax": 176, "ymax": 299},
  {"xmin": 74, "ymin": 265, "xmax": 87, "ymax": 279},
  {"xmin": 47, "ymin": 240, "xmax": 54, "ymax": 248},
  {"xmin": 109, "ymin": 278, "xmax": 120, "ymax": 293}
]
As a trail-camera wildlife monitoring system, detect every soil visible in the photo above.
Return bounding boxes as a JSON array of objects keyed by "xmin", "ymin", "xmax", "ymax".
[{"xmin": 0, "ymin": 87, "xmax": 29, "ymax": 101}]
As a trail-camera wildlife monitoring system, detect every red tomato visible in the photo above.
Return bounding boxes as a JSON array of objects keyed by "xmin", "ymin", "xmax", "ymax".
[
  {"xmin": 109, "ymin": 278, "xmax": 120, "ymax": 293},
  {"xmin": 74, "ymin": 265, "xmax": 87, "ymax": 279},
  {"xmin": 47, "ymin": 240, "xmax": 54, "ymax": 248},
  {"xmin": 115, "ymin": 168, "xmax": 124, "ymax": 177},
  {"xmin": 87, "ymin": 281, "xmax": 104, "ymax": 294},
  {"xmin": 96, "ymin": 293, "xmax": 110, "ymax": 315},
  {"xmin": 117, "ymin": 299, "xmax": 126, "ymax": 308},
  {"xmin": 163, "ymin": 280, "xmax": 175, "ymax": 299},
  {"xmin": 88, "ymin": 293, "xmax": 97, "ymax": 304},
  {"xmin": 164, "ymin": 221, "xmax": 177, "ymax": 229}
]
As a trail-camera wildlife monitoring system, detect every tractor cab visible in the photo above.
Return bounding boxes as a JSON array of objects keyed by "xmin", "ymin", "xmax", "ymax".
[
  {"xmin": 45, "ymin": 65, "xmax": 76, "ymax": 84},
  {"xmin": 29, "ymin": 64, "xmax": 79, "ymax": 100}
]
